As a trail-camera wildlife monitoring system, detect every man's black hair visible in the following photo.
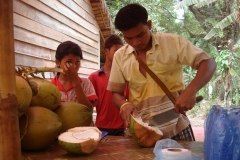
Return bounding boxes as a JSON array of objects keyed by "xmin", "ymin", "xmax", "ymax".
[
  {"xmin": 104, "ymin": 34, "xmax": 123, "ymax": 49},
  {"xmin": 114, "ymin": 3, "xmax": 148, "ymax": 31}
]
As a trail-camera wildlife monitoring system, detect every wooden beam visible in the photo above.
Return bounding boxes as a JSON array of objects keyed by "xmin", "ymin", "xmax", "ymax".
[{"xmin": 0, "ymin": 0, "xmax": 21, "ymax": 159}]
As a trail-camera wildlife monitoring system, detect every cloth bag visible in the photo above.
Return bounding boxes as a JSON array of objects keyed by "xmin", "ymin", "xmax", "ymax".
[{"xmin": 204, "ymin": 105, "xmax": 240, "ymax": 160}]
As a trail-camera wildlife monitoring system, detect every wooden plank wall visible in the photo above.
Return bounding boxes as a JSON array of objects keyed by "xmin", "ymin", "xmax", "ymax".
[{"xmin": 13, "ymin": 0, "xmax": 100, "ymax": 78}]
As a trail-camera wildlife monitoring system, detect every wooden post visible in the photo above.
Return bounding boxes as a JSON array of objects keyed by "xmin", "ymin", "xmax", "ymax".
[{"xmin": 0, "ymin": 0, "xmax": 21, "ymax": 160}]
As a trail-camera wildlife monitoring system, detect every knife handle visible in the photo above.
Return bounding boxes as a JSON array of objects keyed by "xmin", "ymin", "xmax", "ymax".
[{"xmin": 196, "ymin": 96, "xmax": 203, "ymax": 103}]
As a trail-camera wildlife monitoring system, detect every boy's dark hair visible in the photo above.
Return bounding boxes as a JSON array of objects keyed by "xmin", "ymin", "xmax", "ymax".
[
  {"xmin": 114, "ymin": 3, "xmax": 148, "ymax": 31},
  {"xmin": 104, "ymin": 34, "xmax": 123, "ymax": 49},
  {"xmin": 55, "ymin": 41, "xmax": 83, "ymax": 61}
]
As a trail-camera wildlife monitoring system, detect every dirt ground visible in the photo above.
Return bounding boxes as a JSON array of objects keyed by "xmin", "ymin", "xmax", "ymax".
[
  {"xmin": 188, "ymin": 116, "xmax": 205, "ymax": 142},
  {"xmin": 188, "ymin": 115, "xmax": 205, "ymax": 127},
  {"xmin": 188, "ymin": 115, "xmax": 205, "ymax": 142}
]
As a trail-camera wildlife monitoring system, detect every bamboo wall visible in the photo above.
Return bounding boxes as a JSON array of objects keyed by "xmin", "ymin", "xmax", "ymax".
[{"xmin": 13, "ymin": 0, "xmax": 100, "ymax": 78}]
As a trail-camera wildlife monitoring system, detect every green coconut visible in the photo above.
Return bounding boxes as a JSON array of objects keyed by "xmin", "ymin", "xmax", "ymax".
[
  {"xmin": 54, "ymin": 102, "xmax": 92, "ymax": 132},
  {"xmin": 29, "ymin": 78, "xmax": 61, "ymax": 110},
  {"xmin": 19, "ymin": 106, "xmax": 62, "ymax": 151},
  {"xmin": 129, "ymin": 115, "xmax": 163, "ymax": 147},
  {"xmin": 15, "ymin": 76, "xmax": 32, "ymax": 117},
  {"xmin": 58, "ymin": 127, "xmax": 102, "ymax": 154}
]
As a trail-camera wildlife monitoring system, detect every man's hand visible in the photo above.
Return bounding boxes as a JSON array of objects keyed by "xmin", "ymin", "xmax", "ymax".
[
  {"xmin": 174, "ymin": 58, "xmax": 216, "ymax": 114},
  {"xmin": 119, "ymin": 103, "xmax": 137, "ymax": 127},
  {"xmin": 174, "ymin": 90, "xmax": 196, "ymax": 114}
]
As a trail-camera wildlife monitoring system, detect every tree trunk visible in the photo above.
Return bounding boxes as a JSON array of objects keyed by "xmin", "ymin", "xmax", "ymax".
[
  {"xmin": 224, "ymin": 68, "xmax": 231, "ymax": 107},
  {"xmin": 0, "ymin": 0, "xmax": 21, "ymax": 160}
]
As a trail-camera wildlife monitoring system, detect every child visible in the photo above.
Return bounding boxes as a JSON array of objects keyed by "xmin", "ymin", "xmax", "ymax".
[
  {"xmin": 89, "ymin": 34, "xmax": 128, "ymax": 136},
  {"xmin": 51, "ymin": 41, "xmax": 98, "ymax": 112}
]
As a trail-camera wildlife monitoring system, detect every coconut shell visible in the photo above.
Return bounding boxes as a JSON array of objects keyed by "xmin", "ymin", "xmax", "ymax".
[
  {"xmin": 58, "ymin": 127, "xmax": 102, "ymax": 154},
  {"xmin": 19, "ymin": 106, "xmax": 62, "ymax": 151},
  {"xmin": 129, "ymin": 115, "xmax": 163, "ymax": 147},
  {"xmin": 29, "ymin": 78, "xmax": 61, "ymax": 110},
  {"xmin": 54, "ymin": 102, "xmax": 92, "ymax": 132},
  {"xmin": 15, "ymin": 76, "xmax": 32, "ymax": 117}
]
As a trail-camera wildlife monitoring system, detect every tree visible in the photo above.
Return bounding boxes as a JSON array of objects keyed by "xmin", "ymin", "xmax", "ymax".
[
  {"xmin": 106, "ymin": 0, "xmax": 186, "ymax": 35},
  {"xmin": 176, "ymin": 0, "xmax": 240, "ymax": 106}
]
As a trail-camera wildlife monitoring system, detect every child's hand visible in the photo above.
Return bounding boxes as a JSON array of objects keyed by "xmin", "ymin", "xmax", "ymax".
[{"xmin": 63, "ymin": 63, "xmax": 80, "ymax": 86}]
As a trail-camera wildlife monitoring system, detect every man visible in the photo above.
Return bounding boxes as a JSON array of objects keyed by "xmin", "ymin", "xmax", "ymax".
[
  {"xmin": 89, "ymin": 34, "xmax": 128, "ymax": 136},
  {"xmin": 107, "ymin": 3, "xmax": 216, "ymax": 140}
]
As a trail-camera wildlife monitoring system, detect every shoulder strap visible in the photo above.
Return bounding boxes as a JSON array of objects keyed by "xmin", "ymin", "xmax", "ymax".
[
  {"xmin": 134, "ymin": 53, "xmax": 203, "ymax": 104},
  {"xmin": 134, "ymin": 53, "xmax": 176, "ymax": 104}
]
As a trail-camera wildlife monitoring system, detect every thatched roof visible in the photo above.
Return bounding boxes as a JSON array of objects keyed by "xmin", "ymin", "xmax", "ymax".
[{"xmin": 89, "ymin": 0, "xmax": 115, "ymax": 66}]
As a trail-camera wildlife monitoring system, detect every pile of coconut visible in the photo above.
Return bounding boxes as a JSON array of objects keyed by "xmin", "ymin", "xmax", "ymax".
[
  {"xmin": 16, "ymin": 66, "xmax": 163, "ymax": 154},
  {"xmin": 16, "ymin": 67, "xmax": 95, "ymax": 153}
]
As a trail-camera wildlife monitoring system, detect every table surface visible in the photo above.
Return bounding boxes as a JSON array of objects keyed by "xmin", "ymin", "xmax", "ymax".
[{"xmin": 21, "ymin": 136, "xmax": 204, "ymax": 160}]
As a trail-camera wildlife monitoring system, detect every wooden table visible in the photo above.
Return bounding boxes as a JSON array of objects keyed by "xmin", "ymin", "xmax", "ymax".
[{"xmin": 21, "ymin": 136, "xmax": 204, "ymax": 160}]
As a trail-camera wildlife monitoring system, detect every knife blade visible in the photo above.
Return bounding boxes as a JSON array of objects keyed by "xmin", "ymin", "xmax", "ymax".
[
  {"xmin": 148, "ymin": 109, "xmax": 179, "ymax": 126},
  {"xmin": 148, "ymin": 96, "xmax": 203, "ymax": 126}
]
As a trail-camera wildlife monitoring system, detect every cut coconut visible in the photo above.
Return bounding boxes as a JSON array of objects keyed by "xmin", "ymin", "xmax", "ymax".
[
  {"xmin": 58, "ymin": 127, "xmax": 102, "ymax": 154},
  {"xmin": 129, "ymin": 115, "xmax": 163, "ymax": 147}
]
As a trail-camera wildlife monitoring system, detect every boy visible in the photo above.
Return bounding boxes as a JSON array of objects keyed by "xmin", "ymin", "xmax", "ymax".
[
  {"xmin": 89, "ymin": 34, "xmax": 128, "ymax": 136},
  {"xmin": 52, "ymin": 41, "xmax": 98, "ymax": 111},
  {"xmin": 107, "ymin": 4, "xmax": 216, "ymax": 140}
]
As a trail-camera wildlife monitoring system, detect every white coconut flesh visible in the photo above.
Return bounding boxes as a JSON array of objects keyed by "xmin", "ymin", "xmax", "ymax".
[
  {"xmin": 59, "ymin": 129, "xmax": 100, "ymax": 143},
  {"xmin": 58, "ymin": 127, "xmax": 102, "ymax": 154},
  {"xmin": 130, "ymin": 115, "xmax": 163, "ymax": 147},
  {"xmin": 133, "ymin": 116, "xmax": 163, "ymax": 135}
]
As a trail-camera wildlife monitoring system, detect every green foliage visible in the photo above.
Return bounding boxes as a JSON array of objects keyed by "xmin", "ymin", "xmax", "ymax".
[
  {"xmin": 215, "ymin": 50, "xmax": 231, "ymax": 73},
  {"xmin": 183, "ymin": 66, "xmax": 196, "ymax": 85},
  {"xmin": 204, "ymin": 12, "xmax": 238, "ymax": 40},
  {"xmin": 191, "ymin": 38, "xmax": 219, "ymax": 56},
  {"xmin": 215, "ymin": 50, "xmax": 240, "ymax": 76},
  {"xmin": 106, "ymin": 0, "xmax": 186, "ymax": 35},
  {"xmin": 184, "ymin": 10, "xmax": 206, "ymax": 36}
]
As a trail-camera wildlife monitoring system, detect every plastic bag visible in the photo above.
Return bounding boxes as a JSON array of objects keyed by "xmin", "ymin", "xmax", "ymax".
[
  {"xmin": 153, "ymin": 139, "xmax": 201, "ymax": 160},
  {"xmin": 204, "ymin": 105, "xmax": 240, "ymax": 160}
]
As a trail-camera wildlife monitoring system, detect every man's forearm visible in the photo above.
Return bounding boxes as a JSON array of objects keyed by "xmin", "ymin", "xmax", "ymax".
[
  {"xmin": 112, "ymin": 92, "xmax": 129, "ymax": 109},
  {"xmin": 187, "ymin": 58, "xmax": 217, "ymax": 93}
]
